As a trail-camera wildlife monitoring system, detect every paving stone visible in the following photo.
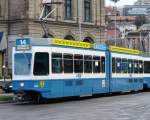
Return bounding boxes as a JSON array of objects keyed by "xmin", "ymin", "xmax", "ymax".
[{"xmin": 0, "ymin": 92, "xmax": 150, "ymax": 120}]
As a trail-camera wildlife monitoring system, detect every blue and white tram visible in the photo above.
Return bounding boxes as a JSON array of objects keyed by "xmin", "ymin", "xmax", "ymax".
[
  {"xmin": 12, "ymin": 38, "xmax": 144, "ymax": 102},
  {"xmin": 110, "ymin": 51, "xmax": 143, "ymax": 92},
  {"xmin": 12, "ymin": 38, "xmax": 109, "ymax": 101}
]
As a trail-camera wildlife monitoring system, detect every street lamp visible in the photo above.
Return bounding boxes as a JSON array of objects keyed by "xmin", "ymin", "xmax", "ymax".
[
  {"xmin": 110, "ymin": 0, "xmax": 120, "ymax": 46},
  {"xmin": 77, "ymin": 0, "xmax": 82, "ymax": 40},
  {"xmin": 2, "ymin": 65, "xmax": 6, "ymax": 83}
]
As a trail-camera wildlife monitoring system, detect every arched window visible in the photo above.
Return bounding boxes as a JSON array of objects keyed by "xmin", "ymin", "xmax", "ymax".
[
  {"xmin": 84, "ymin": 0, "xmax": 92, "ymax": 22},
  {"xmin": 64, "ymin": 35, "xmax": 75, "ymax": 40},
  {"xmin": 83, "ymin": 37, "xmax": 94, "ymax": 43},
  {"xmin": 65, "ymin": 0, "xmax": 72, "ymax": 19},
  {"xmin": 43, "ymin": 33, "xmax": 54, "ymax": 38}
]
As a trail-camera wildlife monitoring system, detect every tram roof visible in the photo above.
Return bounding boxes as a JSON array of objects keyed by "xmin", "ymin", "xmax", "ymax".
[
  {"xmin": 49, "ymin": 38, "xmax": 143, "ymax": 55},
  {"xmin": 15, "ymin": 37, "xmax": 143, "ymax": 54}
]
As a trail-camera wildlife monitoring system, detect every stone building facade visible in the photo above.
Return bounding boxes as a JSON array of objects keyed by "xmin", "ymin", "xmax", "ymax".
[
  {"xmin": 0, "ymin": 0, "xmax": 8, "ymax": 34},
  {"xmin": 4, "ymin": 0, "xmax": 105, "ymax": 42},
  {"xmin": 0, "ymin": 0, "xmax": 106, "ymax": 74}
]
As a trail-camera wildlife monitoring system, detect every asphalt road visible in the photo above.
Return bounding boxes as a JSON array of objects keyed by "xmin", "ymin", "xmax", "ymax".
[{"xmin": 0, "ymin": 92, "xmax": 150, "ymax": 120}]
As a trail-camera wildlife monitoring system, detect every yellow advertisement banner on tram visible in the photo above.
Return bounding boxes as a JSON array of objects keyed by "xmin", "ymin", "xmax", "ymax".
[
  {"xmin": 52, "ymin": 38, "xmax": 93, "ymax": 49},
  {"xmin": 110, "ymin": 46, "xmax": 143, "ymax": 55}
]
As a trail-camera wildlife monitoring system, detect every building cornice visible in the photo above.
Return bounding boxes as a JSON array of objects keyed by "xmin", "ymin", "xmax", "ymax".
[
  {"xmin": 34, "ymin": 19, "xmax": 105, "ymax": 29},
  {"xmin": 4, "ymin": 18, "xmax": 105, "ymax": 29}
]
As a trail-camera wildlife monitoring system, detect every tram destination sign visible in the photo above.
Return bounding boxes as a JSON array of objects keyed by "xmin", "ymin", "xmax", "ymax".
[{"xmin": 16, "ymin": 38, "xmax": 31, "ymax": 50}]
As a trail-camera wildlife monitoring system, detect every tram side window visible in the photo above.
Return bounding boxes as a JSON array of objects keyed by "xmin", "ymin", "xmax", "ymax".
[
  {"xmin": 139, "ymin": 61, "xmax": 143, "ymax": 73},
  {"xmin": 144, "ymin": 61, "xmax": 150, "ymax": 73},
  {"xmin": 101, "ymin": 56, "xmax": 105, "ymax": 73},
  {"xmin": 52, "ymin": 53, "xmax": 63, "ymax": 73},
  {"xmin": 112, "ymin": 57, "xmax": 116, "ymax": 73},
  {"xmin": 74, "ymin": 54, "xmax": 83, "ymax": 73},
  {"xmin": 121, "ymin": 59, "xmax": 128, "ymax": 73},
  {"xmin": 63, "ymin": 54, "xmax": 73, "ymax": 73},
  {"xmin": 84, "ymin": 55, "xmax": 92, "ymax": 73},
  {"xmin": 128, "ymin": 59, "xmax": 133, "ymax": 73},
  {"xmin": 116, "ymin": 58, "xmax": 121, "ymax": 73},
  {"xmin": 34, "ymin": 52, "xmax": 49, "ymax": 75},
  {"xmin": 134, "ymin": 60, "xmax": 139, "ymax": 73},
  {"xmin": 93, "ymin": 56, "xmax": 101, "ymax": 73}
]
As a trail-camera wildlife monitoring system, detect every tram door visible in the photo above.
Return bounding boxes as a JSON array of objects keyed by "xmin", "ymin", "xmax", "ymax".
[{"xmin": 74, "ymin": 54, "xmax": 93, "ymax": 96}]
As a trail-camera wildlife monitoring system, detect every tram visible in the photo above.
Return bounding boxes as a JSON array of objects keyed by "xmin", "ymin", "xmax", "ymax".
[{"xmin": 12, "ymin": 38, "xmax": 150, "ymax": 102}]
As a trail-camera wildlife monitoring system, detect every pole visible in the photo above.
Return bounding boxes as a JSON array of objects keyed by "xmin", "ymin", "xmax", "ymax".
[
  {"xmin": 149, "ymin": 33, "xmax": 150, "ymax": 53},
  {"xmin": 114, "ymin": 2, "xmax": 117, "ymax": 46},
  {"xmin": 2, "ymin": 65, "xmax": 6, "ymax": 84},
  {"xmin": 79, "ymin": 20, "xmax": 82, "ymax": 40},
  {"xmin": 78, "ymin": 0, "xmax": 82, "ymax": 40},
  {"xmin": 111, "ymin": 0, "xmax": 120, "ymax": 45},
  {"xmin": 140, "ymin": 32, "xmax": 141, "ymax": 50}
]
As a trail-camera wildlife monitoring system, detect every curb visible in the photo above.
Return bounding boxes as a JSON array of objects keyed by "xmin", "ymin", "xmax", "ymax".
[{"xmin": 0, "ymin": 93, "xmax": 13, "ymax": 96}]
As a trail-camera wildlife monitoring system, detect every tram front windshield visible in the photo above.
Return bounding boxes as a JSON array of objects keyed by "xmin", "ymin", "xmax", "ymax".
[{"xmin": 14, "ymin": 53, "xmax": 32, "ymax": 75}]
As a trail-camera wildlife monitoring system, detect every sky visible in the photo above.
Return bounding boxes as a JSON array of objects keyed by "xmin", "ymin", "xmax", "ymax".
[{"xmin": 105, "ymin": 0, "xmax": 137, "ymax": 6}]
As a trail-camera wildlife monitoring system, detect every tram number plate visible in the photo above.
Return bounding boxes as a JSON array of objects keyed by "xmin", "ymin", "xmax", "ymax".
[
  {"xmin": 102, "ymin": 80, "xmax": 106, "ymax": 88},
  {"xmin": 16, "ymin": 38, "xmax": 31, "ymax": 50},
  {"xmin": 129, "ymin": 74, "xmax": 132, "ymax": 78}
]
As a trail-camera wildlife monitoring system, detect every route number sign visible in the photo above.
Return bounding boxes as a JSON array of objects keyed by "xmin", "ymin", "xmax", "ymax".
[{"xmin": 16, "ymin": 38, "xmax": 31, "ymax": 50}]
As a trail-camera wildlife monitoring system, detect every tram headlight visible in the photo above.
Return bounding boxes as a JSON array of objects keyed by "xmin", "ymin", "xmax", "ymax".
[{"xmin": 20, "ymin": 82, "xmax": 24, "ymax": 87}]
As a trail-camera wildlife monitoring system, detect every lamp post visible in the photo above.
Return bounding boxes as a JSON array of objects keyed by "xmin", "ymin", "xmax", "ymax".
[
  {"xmin": 110, "ymin": 0, "xmax": 119, "ymax": 46},
  {"xmin": 2, "ymin": 65, "xmax": 6, "ymax": 83},
  {"xmin": 77, "ymin": 0, "xmax": 82, "ymax": 40},
  {"xmin": 140, "ymin": 31, "xmax": 142, "ymax": 50}
]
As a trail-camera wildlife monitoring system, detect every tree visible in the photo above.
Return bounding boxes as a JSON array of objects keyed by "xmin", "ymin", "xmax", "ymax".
[{"xmin": 134, "ymin": 15, "xmax": 147, "ymax": 29}]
